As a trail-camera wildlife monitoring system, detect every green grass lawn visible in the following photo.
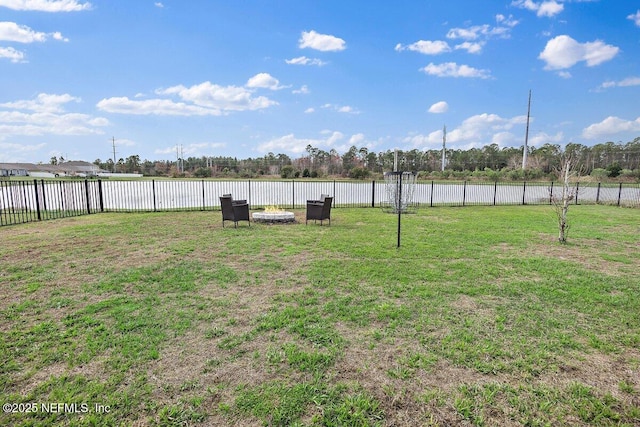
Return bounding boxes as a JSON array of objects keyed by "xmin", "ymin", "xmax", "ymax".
[{"xmin": 1, "ymin": 205, "xmax": 639, "ymax": 426}]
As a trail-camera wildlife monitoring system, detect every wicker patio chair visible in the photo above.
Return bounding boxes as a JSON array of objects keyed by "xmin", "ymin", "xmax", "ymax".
[
  {"xmin": 306, "ymin": 196, "xmax": 332, "ymax": 226},
  {"xmin": 220, "ymin": 195, "xmax": 250, "ymax": 228}
]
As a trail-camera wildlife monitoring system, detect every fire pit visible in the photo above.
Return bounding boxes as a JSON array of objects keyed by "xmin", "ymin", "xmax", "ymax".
[{"xmin": 252, "ymin": 206, "xmax": 296, "ymax": 224}]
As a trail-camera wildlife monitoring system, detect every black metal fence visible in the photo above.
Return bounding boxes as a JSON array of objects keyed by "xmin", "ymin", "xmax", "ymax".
[{"xmin": 1, "ymin": 178, "xmax": 638, "ymax": 226}]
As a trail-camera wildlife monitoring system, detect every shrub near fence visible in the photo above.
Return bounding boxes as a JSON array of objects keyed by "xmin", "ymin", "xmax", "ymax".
[{"xmin": 1, "ymin": 179, "xmax": 639, "ymax": 226}]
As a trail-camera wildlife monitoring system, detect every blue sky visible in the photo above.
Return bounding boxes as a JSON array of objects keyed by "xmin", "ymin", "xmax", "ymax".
[{"xmin": 1, "ymin": 0, "xmax": 639, "ymax": 164}]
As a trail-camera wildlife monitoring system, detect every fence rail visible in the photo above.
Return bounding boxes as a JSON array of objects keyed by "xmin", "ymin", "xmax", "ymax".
[{"xmin": 1, "ymin": 179, "xmax": 638, "ymax": 226}]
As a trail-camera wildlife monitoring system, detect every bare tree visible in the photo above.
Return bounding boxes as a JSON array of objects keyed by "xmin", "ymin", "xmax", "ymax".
[{"xmin": 550, "ymin": 154, "xmax": 578, "ymax": 244}]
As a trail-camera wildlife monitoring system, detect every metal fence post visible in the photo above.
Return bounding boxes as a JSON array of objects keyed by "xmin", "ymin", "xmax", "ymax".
[
  {"xmin": 333, "ymin": 180, "xmax": 336, "ymax": 205},
  {"xmin": 371, "ymin": 180, "xmax": 375, "ymax": 207},
  {"xmin": 549, "ymin": 181, "xmax": 554, "ymax": 204},
  {"xmin": 20, "ymin": 181, "xmax": 28, "ymax": 223},
  {"xmin": 596, "ymin": 182, "xmax": 601, "ymax": 204},
  {"xmin": 152, "ymin": 179, "xmax": 157, "ymax": 212},
  {"xmin": 617, "ymin": 182, "xmax": 623, "ymax": 207},
  {"xmin": 575, "ymin": 182, "xmax": 580, "ymax": 205},
  {"xmin": 202, "ymin": 179, "xmax": 206, "ymax": 210},
  {"xmin": 98, "ymin": 179, "xmax": 104, "ymax": 212},
  {"xmin": 58, "ymin": 180, "xmax": 65, "ymax": 214},
  {"xmin": 397, "ymin": 173, "xmax": 403, "ymax": 248},
  {"xmin": 493, "ymin": 181, "xmax": 497, "ymax": 206},
  {"xmin": 40, "ymin": 179, "xmax": 49, "ymax": 217},
  {"xmin": 34, "ymin": 179, "xmax": 42, "ymax": 221},
  {"xmin": 430, "ymin": 180, "xmax": 434, "ymax": 207},
  {"xmin": 84, "ymin": 179, "xmax": 91, "ymax": 214},
  {"xmin": 522, "ymin": 181, "xmax": 526, "ymax": 205},
  {"xmin": 462, "ymin": 181, "xmax": 467, "ymax": 206}
]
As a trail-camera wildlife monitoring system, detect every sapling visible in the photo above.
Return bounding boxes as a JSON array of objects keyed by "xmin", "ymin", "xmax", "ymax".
[{"xmin": 550, "ymin": 154, "xmax": 578, "ymax": 244}]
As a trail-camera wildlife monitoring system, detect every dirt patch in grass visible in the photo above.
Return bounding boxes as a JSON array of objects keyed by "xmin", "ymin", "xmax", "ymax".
[
  {"xmin": 529, "ymin": 234, "xmax": 640, "ymax": 275},
  {"xmin": 146, "ymin": 252, "xmax": 316, "ymax": 408},
  {"xmin": 18, "ymin": 357, "xmax": 108, "ymax": 396},
  {"xmin": 545, "ymin": 349, "xmax": 640, "ymax": 402},
  {"xmin": 332, "ymin": 342, "xmax": 488, "ymax": 426}
]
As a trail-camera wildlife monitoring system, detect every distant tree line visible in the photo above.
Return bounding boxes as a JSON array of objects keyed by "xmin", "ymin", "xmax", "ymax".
[{"xmin": 92, "ymin": 138, "xmax": 640, "ymax": 181}]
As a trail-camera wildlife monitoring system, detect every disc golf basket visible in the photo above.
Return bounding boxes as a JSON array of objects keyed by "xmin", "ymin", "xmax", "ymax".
[
  {"xmin": 383, "ymin": 171, "xmax": 417, "ymax": 214},
  {"xmin": 383, "ymin": 171, "xmax": 418, "ymax": 248}
]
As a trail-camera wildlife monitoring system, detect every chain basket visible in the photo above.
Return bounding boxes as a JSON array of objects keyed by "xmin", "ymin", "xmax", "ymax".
[{"xmin": 383, "ymin": 171, "xmax": 417, "ymax": 214}]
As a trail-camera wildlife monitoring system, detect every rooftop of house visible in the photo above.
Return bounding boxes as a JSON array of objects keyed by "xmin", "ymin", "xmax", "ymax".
[{"xmin": 0, "ymin": 161, "xmax": 107, "ymax": 173}]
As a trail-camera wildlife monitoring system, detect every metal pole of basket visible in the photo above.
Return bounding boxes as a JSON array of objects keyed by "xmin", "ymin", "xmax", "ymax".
[{"xmin": 397, "ymin": 172, "xmax": 403, "ymax": 248}]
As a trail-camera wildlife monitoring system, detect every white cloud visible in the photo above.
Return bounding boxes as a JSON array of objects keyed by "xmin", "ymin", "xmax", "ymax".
[
  {"xmin": 0, "ymin": 141, "xmax": 46, "ymax": 151},
  {"xmin": 292, "ymin": 85, "xmax": 309, "ymax": 95},
  {"xmin": 0, "ymin": 22, "xmax": 68, "ymax": 43},
  {"xmin": 155, "ymin": 142, "xmax": 226, "ymax": 157},
  {"xmin": 0, "ymin": 93, "xmax": 108, "ymax": 138},
  {"xmin": 399, "ymin": 14, "xmax": 516, "ymax": 58},
  {"xmin": 246, "ymin": 73, "xmax": 286, "ymax": 90},
  {"xmin": 154, "ymin": 2, "xmax": 163, "ymax": 8},
  {"xmin": 157, "ymin": 81, "xmax": 278, "ymax": 111},
  {"xmin": 257, "ymin": 131, "xmax": 346, "ymax": 154},
  {"xmin": 447, "ymin": 25, "xmax": 490, "ymax": 41},
  {"xmin": 0, "ymin": 22, "xmax": 47, "ymax": 43},
  {"xmin": 527, "ymin": 131, "xmax": 564, "ymax": 147},
  {"xmin": 321, "ymin": 103, "xmax": 360, "ymax": 114},
  {"xmin": 112, "ymin": 138, "xmax": 136, "ymax": 147},
  {"xmin": 0, "ymin": 141, "xmax": 48, "ymax": 162},
  {"xmin": 0, "ymin": 0, "xmax": 92, "ymax": 12},
  {"xmin": 394, "ymin": 40, "xmax": 450, "ymax": 55},
  {"xmin": 449, "ymin": 113, "xmax": 526, "ymax": 142},
  {"xmin": 511, "ymin": 0, "xmax": 564, "ymax": 18},
  {"xmin": 0, "ymin": 46, "xmax": 25, "ymax": 62},
  {"xmin": 285, "ymin": 56, "xmax": 327, "ymax": 66},
  {"xmin": 582, "ymin": 116, "xmax": 640, "ymax": 139},
  {"xmin": 299, "ymin": 30, "xmax": 346, "ymax": 52},
  {"xmin": 51, "ymin": 31, "xmax": 69, "ymax": 42},
  {"xmin": 598, "ymin": 77, "xmax": 640, "ymax": 90},
  {"xmin": 98, "ymin": 80, "xmax": 279, "ymax": 116},
  {"xmin": 537, "ymin": 1, "xmax": 564, "ymax": 17},
  {"xmin": 496, "ymin": 14, "xmax": 519, "ymax": 27},
  {"xmin": 454, "ymin": 41, "xmax": 484, "ymax": 54},
  {"xmin": 428, "ymin": 101, "xmax": 449, "ymax": 113},
  {"xmin": 538, "ymin": 35, "xmax": 619, "ymax": 70},
  {"xmin": 0, "ymin": 93, "xmax": 80, "ymax": 112},
  {"xmin": 446, "ymin": 21, "xmax": 513, "ymax": 41},
  {"xmin": 256, "ymin": 130, "xmax": 377, "ymax": 155},
  {"xmin": 348, "ymin": 133, "xmax": 365, "ymax": 145},
  {"xmin": 403, "ymin": 131, "xmax": 443, "ymax": 149},
  {"xmin": 628, "ymin": 10, "xmax": 640, "ymax": 27},
  {"xmin": 405, "ymin": 113, "xmax": 527, "ymax": 149},
  {"xmin": 304, "ymin": 107, "xmax": 315, "ymax": 114},
  {"xmin": 421, "ymin": 62, "xmax": 491, "ymax": 79},
  {"xmin": 97, "ymin": 97, "xmax": 222, "ymax": 116}
]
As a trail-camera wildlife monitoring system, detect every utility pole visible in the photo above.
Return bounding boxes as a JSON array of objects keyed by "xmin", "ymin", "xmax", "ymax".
[
  {"xmin": 112, "ymin": 137, "xmax": 117, "ymax": 173},
  {"xmin": 176, "ymin": 144, "xmax": 185, "ymax": 173},
  {"xmin": 441, "ymin": 125, "xmax": 447, "ymax": 172},
  {"xmin": 523, "ymin": 90, "xmax": 531, "ymax": 170},
  {"xmin": 393, "ymin": 149, "xmax": 398, "ymax": 172}
]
